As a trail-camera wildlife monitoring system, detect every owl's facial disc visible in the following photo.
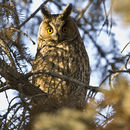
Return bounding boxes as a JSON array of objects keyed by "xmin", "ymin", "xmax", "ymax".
[
  {"xmin": 47, "ymin": 21, "xmax": 68, "ymax": 43},
  {"xmin": 39, "ymin": 16, "xmax": 78, "ymax": 44},
  {"xmin": 45, "ymin": 17, "xmax": 76, "ymax": 43}
]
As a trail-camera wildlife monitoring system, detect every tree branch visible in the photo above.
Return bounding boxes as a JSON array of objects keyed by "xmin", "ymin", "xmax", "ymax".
[
  {"xmin": 0, "ymin": 58, "xmax": 46, "ymax": 96},
  {"xmin": 17, "ymin": 0, "xmax": 52, "ymax": 29},
  {"xmin": 26, "ymin": 70, "xmax": 99, "ymax": 92},
  {"xmin": 76, "ymin": 0, "xmax": 93, "ymax": 22},
  {"xmin": 0, "ymin": 86, "xmax": 12, "ymax": 93},
  {"xmin": 121, "ymin": 41, "xmax": 130, "ymax": 53}
]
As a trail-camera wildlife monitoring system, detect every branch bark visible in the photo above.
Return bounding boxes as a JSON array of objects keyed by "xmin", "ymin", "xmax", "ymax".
[
  {"xmin": 0, "ymin": 59, "xmax": 46, "ymax": 96},
  {"xmin": 26, "ymin": 70, "xmax": 99, "ymax": 92}
]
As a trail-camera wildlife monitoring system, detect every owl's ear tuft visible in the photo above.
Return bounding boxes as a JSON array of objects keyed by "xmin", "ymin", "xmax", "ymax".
[
  {"xmin": 60, "ymin": 4, "xmax": 72, "ymax": 19},
  {"xmin": 41, "ymin": 6, "xmax": 51, "ymax": 18}
]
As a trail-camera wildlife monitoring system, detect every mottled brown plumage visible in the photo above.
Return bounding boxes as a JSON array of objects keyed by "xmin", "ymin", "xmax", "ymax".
[{"xmin": 32, "ymin": 4, "xmax": 90, "ymax": 110}]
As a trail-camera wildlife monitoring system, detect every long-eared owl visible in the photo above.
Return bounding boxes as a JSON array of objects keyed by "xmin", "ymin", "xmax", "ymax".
[{"xmin": 32, "ymin": 4, "xmax": 90, "ymax": 110}]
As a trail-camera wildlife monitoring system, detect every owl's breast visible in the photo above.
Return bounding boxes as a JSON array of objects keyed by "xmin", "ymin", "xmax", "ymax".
[
  {"xmin": 37, "ymin": 42, "xmax": 77, "ymax": 74},
  {"xmin": 32, "ymin": 41, "xmax": 90, "ymax": 96}
]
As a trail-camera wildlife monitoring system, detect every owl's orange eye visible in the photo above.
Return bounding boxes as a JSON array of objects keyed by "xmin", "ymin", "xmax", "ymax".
[
  {"xmin": 47, "ymin": 28, "xmax": 53, "ymax": 34},
  {"xmin": 62, "ymin": 27, "xmax": 68, "ymax": 33}
]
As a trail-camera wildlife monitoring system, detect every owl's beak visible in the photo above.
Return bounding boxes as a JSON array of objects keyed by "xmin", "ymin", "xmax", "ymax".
[{"xmin": 53, "ymin": 34, "xmax": 60, "ymax": 42}]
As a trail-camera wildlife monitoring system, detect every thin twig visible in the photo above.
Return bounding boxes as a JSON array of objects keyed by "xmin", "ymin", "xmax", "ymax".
[
  {"xmin": 109, "ymin": 69, "xmax": 130, "ymax": 74},
  {"xmin": 8, "ymin": 27, "xmax": 35, "ymax": 45},
  {"xmin": 4, "ymin": 91, "xmax": 10, "ymax": 104},
  {"xmin": 121, "ymin": 41, "xmax": 130, "ymax": 53},
  {"xmin": 110, "ymin": 68, "xmax": 130, "ymax": 81},
  {"xmin": 76, "ymin": 0, "xmax": 93, "ymax": 22},
  {"xmin": 0, "ymin": 38, "xmax": 16, "ymax": 68},
  {"xmin": 99, "ymin": 74, "xmax": 111, "ymax": 88},
  {"xmin": 0, "ymin": 86, "xmax": 12, "ymax": 93},
  {"xmin": 98, "ymin": 0, "xmax": 113, "ymax": 36},
  {"xmin": 51, "ymin": 79, "xmax": 63, "ymax": 95},
  {"xmin": 6, "ymin": 104, "xmax": 22, "ymax": 126},
  {"xmin": 125, "ymin": 56, "xmax": 130, "ymax": 69},
  {"xmin": 17, "ymin": 0, "xmax": 51, "ymax": 29}
]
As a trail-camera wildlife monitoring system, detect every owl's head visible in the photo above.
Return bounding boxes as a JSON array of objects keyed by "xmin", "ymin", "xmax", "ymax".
[{"xmin": 38, "ymin": 4, "xmax": 79, "ymax": 43}]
